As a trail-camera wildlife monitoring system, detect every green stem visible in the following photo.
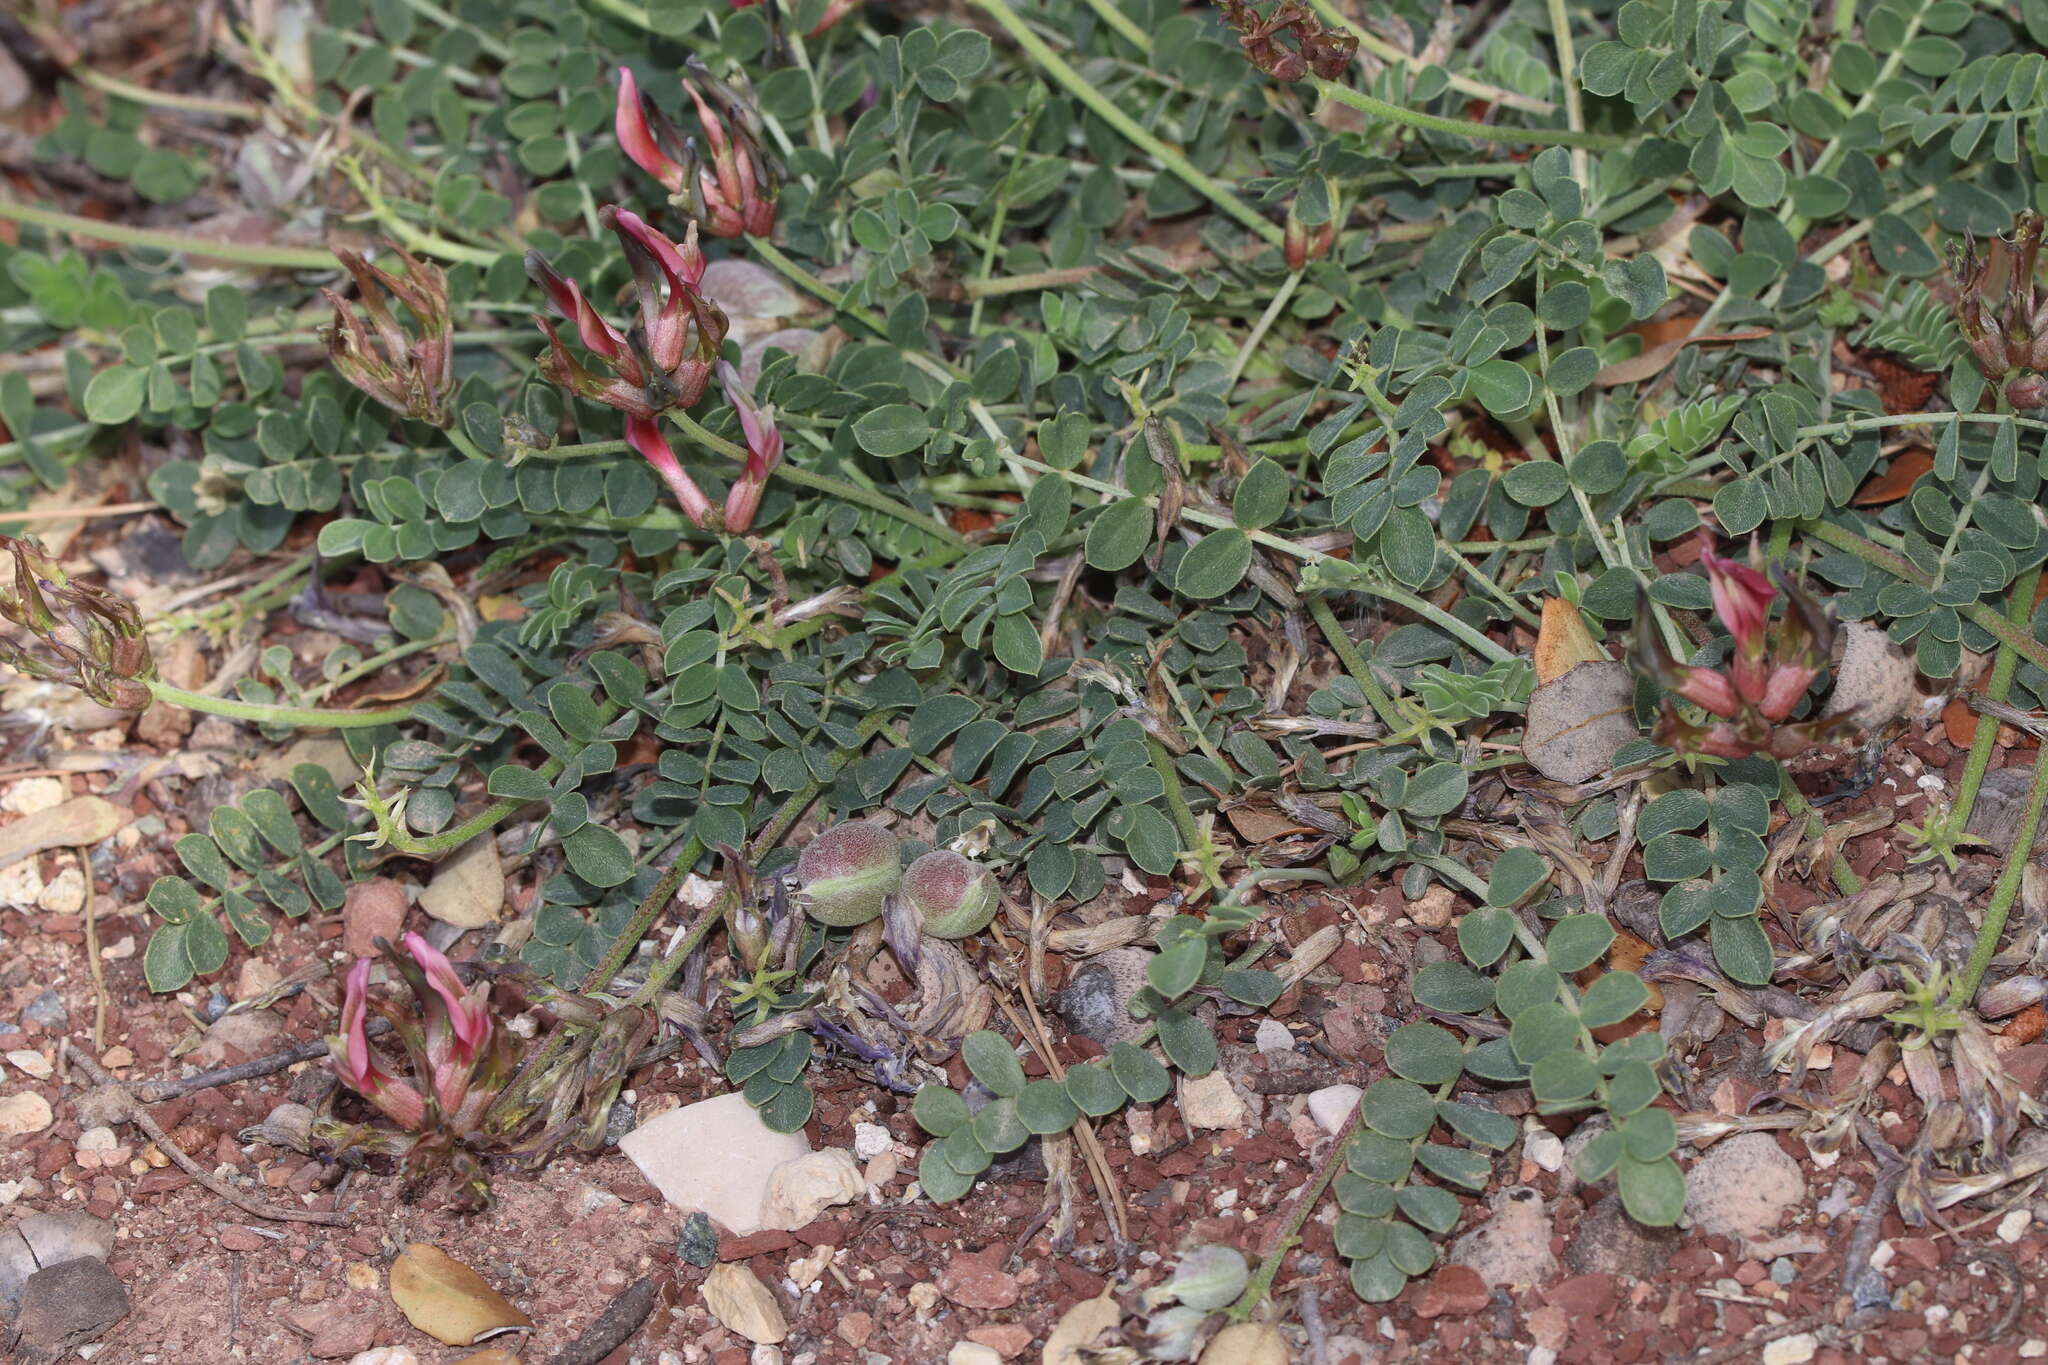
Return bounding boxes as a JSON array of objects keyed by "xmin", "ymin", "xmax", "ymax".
[
  {"xmin": 1799, "ymin": 518, "xmax": 2048, "ymax": 678},
  {"xmin": 1148, "ymin": 736, "xmax": 1205, "ymax": 868},
  {"xmin": 1229, "ymin": 1092, "xmax": 1366, "ymax": 1322},
  {"xmin": 1310, "ymin": 78, "xmax": 1623, "ymax": 148},
  {"xmin": 1958, "ymin": 736, "xmax": 2048, "ymax": 1002},
  {"xmin": 1303, "ymin": 0, "xmax": 1556, "ymax": 115},
  {"xmin": 1953, "ymin": 565, "xmax": 2043, "ymax": 831},
  {"xmin": 971, "ymin": 0, "xmax": 1286, "ymax": 245},
  {"xmin": 147, "ymin": 679, "xmax": 413, "ymax": 729},
  {"xmin": 1307, "ymin": 596, "xmax": 1403, "ymax": 731},
  {"xmin": 0, "ymin": 198, "xmax": 337, "ymax": 268}
]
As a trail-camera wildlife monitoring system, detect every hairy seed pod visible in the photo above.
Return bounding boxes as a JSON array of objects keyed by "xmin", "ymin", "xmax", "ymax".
[
  {"xmin": 794, "ymin": 822, "xmax": 901, "ymax": 926},
  {"xmin": 901, "ymin": 849, "xmax": 999, "ymax": 940}
]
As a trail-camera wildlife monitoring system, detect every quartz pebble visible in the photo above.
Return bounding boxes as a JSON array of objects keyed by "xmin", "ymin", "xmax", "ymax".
[{"xmin": 1306, "ymin": 1084, "xmax": 1362, "ymax": 1135}]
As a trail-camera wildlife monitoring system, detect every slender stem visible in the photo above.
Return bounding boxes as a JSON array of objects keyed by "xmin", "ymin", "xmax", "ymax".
[
  {"xmin": 1229, "ymin": 271, "xmax": 1302, "ymax": 387},
  {"xmin": 72, "ymin": 66, "xmax": 261, "ymax": 117},
  {"xmin": 147, "ymin": 680, "xmax": 413, "ymax": 729},
  {"xmin": 1307, "ymin": 596, "xmax": 1403, "ymax": 731},
  {"xmin": 1076, "ymin": 0, "xmax": 1152, "ymax": 52},
  {"xmin": 1303, "ymin": 0, "xmax": 1556, "ymax": 115},
  {"xmin": 1230, "ymin": 1094, "xmax": 1365, "ymax": 1322},
  {"xmin": 1799, "ymin": 518, "xmax": 2048, "ymax": 678},
  {"xmin": 0, "ymin": 198, "xmax": 336, "ymax": 268},
  {"xmin": 1544, "ymin": 0, "xmax": 1591, "ymax": 189},
  {"xmin": 972, "ymin": 0, "xmax": 1285, "ymax": 245},
  {"xmin": 1953, "ymin": 566, "xmax": 2042, "ymax": 831},
  {"xmin": 1148, "ymin": 736, "xmax": 1203, "ymax": 865},
  {"xmin": 1311, "ymin": 78, "xmax": 1623, "ymax": 148},
  {"xmin": 580, "ymin": 836, "xmax": 704, "ymax": 994},
  {"xmin": 1959, "ymin": 737, "xmax": 2048, "ymax": 1002}
]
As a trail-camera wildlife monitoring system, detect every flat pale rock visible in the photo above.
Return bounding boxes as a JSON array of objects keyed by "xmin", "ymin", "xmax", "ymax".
[
  {"xmin": 1686, "ymin": 1132, "xmax": 1803, "ymax": 1241},
  {"xmin": 12, "ymin": 1256, "xmax": 128, "ymax": 1357},
  {"xmin": 1178, "ymin": 1072, "xmax": 1249, "ymax": 1132},
  {"xmin": 701, "ymin": 1263, "xmax": 787, "ymax": 1344},
  {"xmin": 420, "ymin": 834, "xmax": 506, "ymax": 928},
  {"xmin": 0, "ymin": 1092, "xmax": 53, "ymax": 1137},
  {"xmin": 759, "ymin": 1149, "xmax": 863, "ymax": 1231},
  {"xmin": 1450, "ymin": 1186, "xmax": 1557, "ymax": 1289},
  {"xmin": 619, "ymin": 1093, "xmax": 809, "ymax": 1235}
]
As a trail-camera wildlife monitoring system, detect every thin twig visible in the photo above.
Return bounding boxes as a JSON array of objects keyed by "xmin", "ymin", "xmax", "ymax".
[
  {"xmin": 131, "ymin": 1024, "xmax": 388, "ymax": 1103},
  {"xmin": 80, "ymin": 852, "xmax": 107, "ymax": 1051},
  {"xmin": 999, "ymin": 980, "xmax": 1130, "ymax": 1244},
  {"xmin": 63, "ymin": 1042, "xmax": 348, "ymax": 1226}
]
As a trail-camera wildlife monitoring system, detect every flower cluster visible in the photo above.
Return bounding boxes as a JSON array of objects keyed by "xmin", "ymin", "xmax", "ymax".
[
  {"xmin": 1949, "ymin": 212, "xmax": 2048, "ymax": 409},
  {"xmin": 1634, "ymin": 534, "xmax": 1845, "ymax": 759},
  {"xmin": 525, "ymin": 206, "xmax": 785, "ymax": 532},
  {"xmin": 325, "ymin": 934, "xmax": 519, "ymax": 1186},
  {"xmin": 616, "ymin": 64, "xmax": 778, "ymax": 238},
  {"xmin": 0, "ymin": 536, "xmax": 155, "ymax": 710},
  {"xmin": 1216, "ymin": 0, "xmax": 1358, "ymax": 82},
  {"xmin": 321, "ymin": 245, "xmax": 454, "ymax": 426}
]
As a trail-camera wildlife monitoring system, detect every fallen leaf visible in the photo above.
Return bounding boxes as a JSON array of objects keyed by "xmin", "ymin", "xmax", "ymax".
[
  {"xmin": 389, "ymin": 1244, "xmax": 532, "ymax": 1346},
  {"xmin": 1198, "ymin": 1321, "xmax": 1290, "ymax": 1365},
  {"xmin": 419, "ymin": 834, "xmax": 505, "ymax": 928},
  {"xmin": 1850, "ymin": 448, "xmax": 1933, "ymax": 506},
  {"xmin": 1042, "ymin": 1290, "xmax": 1120, "ymax": 1365},
  {"xmin": 1522, "ymin": 660, "xmax": 1638, "ymax": 784},
  {"xmin": 1943, "ymin": 696, "xmax": 1979, "ymax": 749},
  {"xmin": 701, "ymin": 1262, "xmax": 788, "ymax": 1344},
  {"xmin": 0, "ymin": 797, "xmax": 127, "ymax": 870},
  {"xmin": 1533, "ymin": 598, "xmax": 1608, "ymax": 686},
  {"xmin": 1595, "ymin": 328, "xmax": 1770, "ymax": 388}
]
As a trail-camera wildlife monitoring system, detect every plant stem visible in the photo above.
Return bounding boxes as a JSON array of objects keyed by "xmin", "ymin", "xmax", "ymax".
[
  {"xmin": 147, "ymin": 680, "xmax": 414, "ymax": 729},
  {"xmin": 1307, "ymin": 596, "xmax": 1403, "ymax": 731},
  {"xmin": 1544, "ymin": 0, "xmax": 1591, "ymax": 189},
  {"xmin": 1959, "ymin": 735, "xmax": 2048, "ymax": 1002},
  {"xmin": 1230, "ymin": 1093, "xmax": 1365, "ymax": 1321},
  {"xmin": 1148, "ymin": 736, "xmax": 1204, "ymax": 864},
  {"xmin": 1303, "ymin": 0, "xmax": 1557, "ymax": 115},
  {"xmin": 971, "ymin": 0, "xmax": 1286, "ymax": 245},
  {"xmin": 0, "ymin": 198, "xmax": 337, "ymax": 268},
  {"xmin": 1310, "ymin": 78, "xmax": 1623, "ymax": 148},
  {"xmin": 1952, "ymin": 565, "xmax": 2042, "ymax": 832},
  {"xmin": 1799, "ymin": 518, "xmax": 2048, "ymax": 677}
]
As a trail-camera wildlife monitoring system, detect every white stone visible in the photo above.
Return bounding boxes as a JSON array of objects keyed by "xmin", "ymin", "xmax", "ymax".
[
  {"xmin": 344, "ymin": 1350, "xmax": 419, "ymax": 1365},
  {"xmin": 701, "ymin": 1263, "xmax": 788, "ymax": 1344},
  {"xmin": 2017, "ymin": 1339, "xmax": 2046, "ymax": 1359},
  {"xmin": 948, "ymin": 1345, "xmax": 1003, "ymax": 1365},
  {"xmin": 3, "ymin": 777, "xmax": 67, "ymax": 816},
  {"xmin": 758, "ymin": 1149, "xmax": 864, "ymax": 1231},
  {"xmin": 1529, "ymin": 1350, "xmax": 1558, "ymax": 1365},
  {"xmin": 37, "ymin": 866, "xmax": 85, "ymax": 915},
  {"xmin": 0, "ymin": 859, "xmax": 43, "ymax": 910},
  {"xmin": 1307, "ymin": 1084, "xmax": 1362, "ymax": 1135},
  {"xmin": 1450, "ymin": 1186, "xmax": 1557, "ymax": 1289},
  {"xmin": 1998, "ymin": 1209, "xmax": 2032, "ymax": 1243},
  {"xmin": 1761, "ymin": 1333, "xmax": 1817, "ymax": 1365},
  {"xmin": 1179, "ymin": 1072, "xmax": 1250, "ymax": 1131},
  {"xmin": 1685, "ymin": 1132, "xmax": 1805, "ymax": 1241},
  {"xmin": 853, "ymin": 1122, "xmax": 894, "ymax": 1159},
  {"xmin": 1523, "ymin": 1128, "xmax": 1565, "ymax": 1172},
  {"xmin": 1254, "ymin": 1019, "xmax": 1295, "ymax": 1054},
  {"xmin": 6, "ymin": 1049, "xmax": 51, "ymax": 1080},
  {"xmin": 619, "ymin": 1092, "xmax": 809, "ymax": 1235}
]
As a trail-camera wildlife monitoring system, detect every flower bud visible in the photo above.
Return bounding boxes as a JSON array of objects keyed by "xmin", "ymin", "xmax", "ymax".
[
  {"xmin": 2006, "ymin": 373, "xmax": 2048, "ymax": 409},
  {"xmin": 794, "ymin": 822, "xmax": 901, "ymax": 926},
  {"xmin": 901, "ymin": 849, "xmax": 999, "ymax": 940}
]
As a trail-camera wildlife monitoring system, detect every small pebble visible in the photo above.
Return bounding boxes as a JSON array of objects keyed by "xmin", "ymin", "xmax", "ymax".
[
  {"xmin": 853, "ymin": 1122, "xmax": 894, "ymax": 1159},
  {"xmin": 1998, "ymin": 1209, "xmax": 2032, "ymax": 1243},
  {"xmin": 1522, "ymin": 1129, "xmax": 1564, "ymax": 1172},
  {"xmin": 1254, "ymin": 1019, "xmax": 1295, "ymax": 1054},
  {"xmin": 2016, "ymin": 1339, "xmax": 2045, "ymax": 1359},
  {"xmin": 6, "ymin": 1049, "xmax": 52, "ymax": 1079},
  {"xmin": 1770, "ymin": 1258, "xmax": 1796, "ymax": 1285},
  {"xmin": 1762, "ymin": 1333, "xmax": 1817, "ymax": 1365},
  {"xmin": 1306, "ymin": 1084, "xmax": 1362, "ymax": 1135},
  {"xmin": 20, "ymin": 989, "xmax": 67, "ymax": 1029}
]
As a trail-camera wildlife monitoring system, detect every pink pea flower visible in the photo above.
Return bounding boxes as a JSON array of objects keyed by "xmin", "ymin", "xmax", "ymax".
[
  {"xmin": 626, "ymin": 415, "xmax": 716, "ymax": 528},
  {"xmin": 1698, "ymin": 534, "xmax": 1775, "ymax": 658},
  {"xmin": 717, "ymin": 361, "xmax": 784, "ymax": 534},
  {"xmin": 330, "ymin": 958, "xmax": 426, "ymax": 1129}
]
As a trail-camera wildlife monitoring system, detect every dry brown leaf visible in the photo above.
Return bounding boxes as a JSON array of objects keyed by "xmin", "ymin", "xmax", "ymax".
[
  {"xmin": 1198, "ymin": 1321, "xmax": 1290, "ymax": 1364},
  {"xmin": 1533, "ymin": 598, "xmax": 1607, "ymax": 685},
  {"xmin": 1850, "ymin": 448, "xmax": 1933, "ymax": 506},
  {"xmin": 1522, "ymin": 660, "xmax": 1638, "ymax": 784},
  {"xmin": 389, "ymin": 1244, "xmax": 532, "ymax": 1346},
  {"xmin": 1042, "ymin": 1290, "xmax": 1121, "ymax": 1365},
  {"xmin": 1595, "ymin": 328, "xmax": 1770, "ymax": 388},
  {"xmin": 0, "ymin": 797, "xmax": 128, "ymax": 871},
  {"xmin": 418, "ymin": 834, "xmax": 505, "ymax": 928}
]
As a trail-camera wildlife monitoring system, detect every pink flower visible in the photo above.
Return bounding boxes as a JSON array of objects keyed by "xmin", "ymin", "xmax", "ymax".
[
  {"xmin": 524, "ymin": 208, "xmax": 727, "ymax": 426},
  {"xmin": 1698, "ymin": 535, "xmax": 1775, "ymax": 656},
  {"xmin": 717, "ymin": 362, "xmax": 783, "ymax": 533},
  {"xmin": 681, "ymin": 65, "xmax": 778, "ymax": 238},
  {"xmin": 330, "ymin": 959, "xmax": 426, "ymax": 1129},
  {"xmin": 404, "ymin": 932, "xmax": 490, "ymax": 1056},
  {"xmin": 627, "ymin": 416, "xmax": 716, "ymax": 528},
  {"xmin": 1757, "ymin": 662, "xmax": 1822, "ymax": 723},
  {"xmin": 616, "ymin": 67, "xmax": 687, "ymax": 194},
  {"xmin": 1673, "ymin": 667, "xmax": 1740, "ymax": 719}
]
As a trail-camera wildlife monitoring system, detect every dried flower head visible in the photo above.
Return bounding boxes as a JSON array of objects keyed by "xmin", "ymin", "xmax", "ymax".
[
  {"xmin": 321, "ymin": 245, "xmax": 453, "ymax": 425},
  {"xmin": 0, "ymin": 537, "xmax": 155, "ymax": 710}
]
